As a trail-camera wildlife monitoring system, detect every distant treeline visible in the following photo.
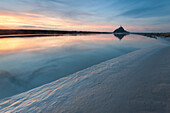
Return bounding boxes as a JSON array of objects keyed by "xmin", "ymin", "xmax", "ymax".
[
  {"xmin": 0, "ymin": 29, "xmax": 112, "ymax": 35},
  {"xmin": 132, "ymin": 32, "xmax": 170, "ymax": 38}
]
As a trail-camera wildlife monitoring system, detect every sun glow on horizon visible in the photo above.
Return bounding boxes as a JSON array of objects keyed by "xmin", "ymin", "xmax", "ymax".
[{"xmin": 0, "ymin": 11, "xmax": 116, "ymax": 32}]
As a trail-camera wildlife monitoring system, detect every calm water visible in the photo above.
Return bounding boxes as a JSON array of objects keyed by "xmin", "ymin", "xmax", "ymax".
[{"xmin": 0, "ymin": 34, "xmax": 164, "ymax": 99}]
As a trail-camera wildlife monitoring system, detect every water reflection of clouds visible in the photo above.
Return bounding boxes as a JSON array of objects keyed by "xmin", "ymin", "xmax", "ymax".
[{"xmin": 0, "ymin": 35, "xmax": 115, "ymax": 55}]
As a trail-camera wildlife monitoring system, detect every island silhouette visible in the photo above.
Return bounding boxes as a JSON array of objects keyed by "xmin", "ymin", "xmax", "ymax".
[
  {"xmin": 113, "ymin": 26, "xmax": 129, "ymax": 40},
  {"xmin": 113, "ymin": 26, "xmax": 129, "ymax": 34}
]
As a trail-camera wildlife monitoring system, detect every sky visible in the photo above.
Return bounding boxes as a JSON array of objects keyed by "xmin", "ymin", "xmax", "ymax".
[{"xmin": 0, "ymin": 0, "xmax": 170, "ymax": 32}]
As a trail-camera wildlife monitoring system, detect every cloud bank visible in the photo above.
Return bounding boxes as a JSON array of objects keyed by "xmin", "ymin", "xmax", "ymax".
[{"xmin": 0, "ymin": 0, "xmax": 170, "ymax": 32}]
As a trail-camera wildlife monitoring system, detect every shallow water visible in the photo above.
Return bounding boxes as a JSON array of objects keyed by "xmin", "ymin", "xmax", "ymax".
[{"xmin": 0, "ymin": 34, "xmax": 164, "ymax": 99}]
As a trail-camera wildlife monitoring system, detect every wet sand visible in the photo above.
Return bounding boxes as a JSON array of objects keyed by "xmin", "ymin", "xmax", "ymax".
[{"xmin": 0, "ymin": 43, "xmax": 169, "ymax": 113}]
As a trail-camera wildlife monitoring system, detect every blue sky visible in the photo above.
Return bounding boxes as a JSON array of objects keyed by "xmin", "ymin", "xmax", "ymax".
[{"xmin": 0, "ymin": 0, "xmax": 170, "ymax": 32}]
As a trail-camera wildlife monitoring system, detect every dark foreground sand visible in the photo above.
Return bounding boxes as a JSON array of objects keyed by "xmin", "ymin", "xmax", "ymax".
[{"xmin": 0, "ymin": 44, "xmax": 169, "ymax": 113}]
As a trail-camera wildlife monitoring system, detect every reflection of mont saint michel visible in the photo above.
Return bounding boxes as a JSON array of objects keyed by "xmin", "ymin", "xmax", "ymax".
[{"xmin": 113, "ymin": 26, "xmax": 129, "ymax": 40}]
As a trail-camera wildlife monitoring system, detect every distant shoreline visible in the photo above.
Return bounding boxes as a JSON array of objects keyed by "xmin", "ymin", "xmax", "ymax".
[
  {"xmin": 0, "ymin": 34, "xmax": 108, "ymax": 38},
  {"xmin": 0, "ymin": 29, "xmax": 112, "ymax": 38},
  {"xmin": 0, "ymin": 29, "xmax": 112, "ymax": 35},
  {"xmin": 0, "ymin": 29, "xmax": 170, "ymax": 38},
  {"xmin": 132, "ymin": 32, "xmax": 170, "ymax": 38}
]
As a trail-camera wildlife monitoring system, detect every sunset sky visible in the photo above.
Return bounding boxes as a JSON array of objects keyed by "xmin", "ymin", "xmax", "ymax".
[{"xmin": 0, "ymin": 0, "xmax": 170, "ymax": 32}]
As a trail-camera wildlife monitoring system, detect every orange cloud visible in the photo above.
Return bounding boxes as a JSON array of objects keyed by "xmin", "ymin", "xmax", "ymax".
[
  {"xmin": 0, "ymin": 10, "xmax": 116, "ymax": 31},
  {"xmin": 0, "ymin": 11, "xmax": 145, "ymax": 32}
]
